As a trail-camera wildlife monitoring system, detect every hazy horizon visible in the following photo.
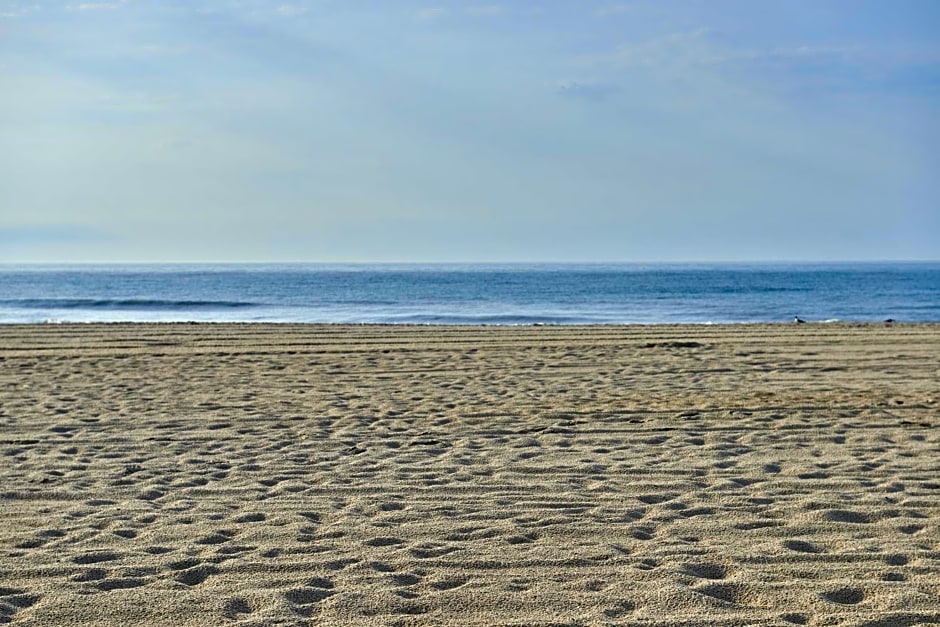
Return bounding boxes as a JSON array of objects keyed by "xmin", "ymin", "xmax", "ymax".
[
  {"xmin": 3, "ymin": 1, "xmax": 938, "ymax": 263},
  {"xmin": 2, "ymin": 259, "xmax": 939, "ymax": 268}
]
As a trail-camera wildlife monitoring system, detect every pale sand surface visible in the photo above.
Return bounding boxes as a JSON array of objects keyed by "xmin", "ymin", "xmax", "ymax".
[{"xmin": 1, "ymin": 323, "xmax": 938, "ymax": 626}]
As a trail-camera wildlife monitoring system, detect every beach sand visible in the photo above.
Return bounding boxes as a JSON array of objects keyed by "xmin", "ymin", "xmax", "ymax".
[{"xmin": 0, "ymin": 323, "xmax": 938, "ymax": 626}]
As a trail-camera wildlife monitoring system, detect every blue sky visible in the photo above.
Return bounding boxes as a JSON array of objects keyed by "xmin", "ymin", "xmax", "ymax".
[{"xmin": 2, "ymin": 0, "xmax": 938, "ymax": 262}]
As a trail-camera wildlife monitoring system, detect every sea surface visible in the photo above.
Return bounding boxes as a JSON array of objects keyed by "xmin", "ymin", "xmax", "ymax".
[{"xmin": 0, "ymin": 262, "xmax": 937, "ymax": 325}]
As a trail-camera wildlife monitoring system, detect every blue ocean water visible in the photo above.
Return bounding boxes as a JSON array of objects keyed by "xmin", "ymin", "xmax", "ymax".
[{"xmin": 0, "ymin": 263, "xmax": 937, "ymax": 325}]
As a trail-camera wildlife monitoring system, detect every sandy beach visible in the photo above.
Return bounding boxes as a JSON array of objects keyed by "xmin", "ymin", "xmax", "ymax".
[{"xmin": 0, "ymin": 323, "xmax": 938, "ymax": 626}]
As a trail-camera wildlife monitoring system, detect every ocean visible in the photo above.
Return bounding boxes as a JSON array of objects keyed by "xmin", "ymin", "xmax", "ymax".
[{"xmin": 0, "ymin": 262, "xmax": 937, "ymax": 325}]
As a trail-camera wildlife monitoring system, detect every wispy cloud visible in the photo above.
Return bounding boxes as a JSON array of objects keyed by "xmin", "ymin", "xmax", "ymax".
[
  {"xmin": 576, "ymin": 28, "xmax": 940, "ymax": 103},
  {"xmin": 593, "ymin": 4, "xmax": 633, "ymax": 18},
  {"xmin": 2, "ymin": 1, "xmax": 935, "ymax": 263},
  {"xmin": 555, "ymin": 80, "xmax": 618, "ymax": 101},
  {"xmin": 467, "ymin": 5, "xmax": 506, "ymax": 17},
  {"xmin": 275, "ymin": 4, "xmax": 307, "ymax": 18},
  {"xmin": 582, "ymin": 29, "xmax": 924, "ymax": 74},
  {"xmin": 416, "ymin": 5, "xmax": 508, "ymax": 21},
  {"xmin": 0, "ymin": 225, "xmax": 112, "ymax": 245},
  {"xmin": 0, "ymin": 2, "xmax": 38, "ymax": 18},
  {"xmin": 69, "ymin": 0, "xmax": 128, "ymax": 10},
  {"xmin": 416, "ymin": 7, "xmax": 446, "ymax": 21},
  {"xmin": 578, "ymin": 29, "xmax": 722, "ymax": 70},
  {"xmin": 135, "ymin": 43, "xmax": 190, "ymax": 57},
  {"xmin": 93, "ymin": 90, "xmax": 175, "ymax": 114},
  {"xmin": 153, "ymin": 137, "xmax": 194, "ymax": 152}
]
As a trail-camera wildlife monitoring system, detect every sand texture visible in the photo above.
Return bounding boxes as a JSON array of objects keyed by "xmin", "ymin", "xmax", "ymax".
[{"xmin": 1, "ymin": 323, "xmax": 938, "ymax": 626}]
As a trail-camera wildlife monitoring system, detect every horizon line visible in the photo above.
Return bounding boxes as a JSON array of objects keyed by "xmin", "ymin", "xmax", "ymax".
[{"xmin": 2, "ymin": 259, "xmax": 939, "ymax": 266}]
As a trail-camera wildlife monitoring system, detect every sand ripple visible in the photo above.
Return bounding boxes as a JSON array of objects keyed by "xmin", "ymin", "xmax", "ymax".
[{"xmin": 0, "ymin": 323, "xmax": 938, "ymax": 625}]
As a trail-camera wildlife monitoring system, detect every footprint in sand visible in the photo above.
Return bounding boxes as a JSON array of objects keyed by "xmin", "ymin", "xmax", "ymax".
[
  {"xmin": 72, "ymin": 568, "xmax": 108, "ymax": 582},
  {"xmin": 195, "ymin": 529, "xmax": 237, "ymax": 545},
  {"xmin": 820, "ymin": 587, "xmax": 865, "ymax": 605},
  {"xmin": 635, "ymin": 558, "xmax": 658, "ymax": 571},
  {"xmin": 388, "ymin": 572, "xmax": 420, "ymax": 586},
  {"xmin": 631, "ymin": 525, "xmax": 656, "ymax": 541},
  {"xmin": 0, "ymin": 587, "xmax": 41, "ymax": 622},
  {"xmin": 505, "ymin": 532, "xmax": 539, "ymax": 545},
  {"xmin": 175, "ymin": 564, "xmax": 220, "ymax": 586},
  {"xmin": 430, "ymin": 577, "xmax": 467, "ymax": 591},
  {"xmin": 297, "ymin": 511, "xmax": 322, "ymax": 523},
  {"xmin": 782, "ymin": 539, "xmax": 824, "ymax": 554},
  {"xmin": 72, "ymin": 551, "xmax": 122, "ymax": 565},
  {"xmin": 694, "ymin": 582, "xmax": 752, "ymax": 606},
  {"xmin": 95, "ymin": 577, "xmax": 148, "ymax": 592},
  {"xmin": 898, "ymin": 524, "xmax": 924, "ymax": 535},
  {"xmin": 824, "ymin": 509, "xmax": 872, "ymax": 524},
  {"xmin": 603, "ymin": 600, "xmax": 636, "ymax": 619},
  {"xmin": 323, "ymin": 558, "xmax": 359, "ymax": 571},
  {"xmin": 221, "ymin": 596, "xmax": 255, "ymax": 620},
  {"xmin": 16, "ymin": 528, "xmax": 66, "ymax": 550},
  {"xmin": 365, "ymin": 536, "xmax": 406, "ymax": 548},
  {"xmin": 779, "ymin": 612, "xmax": 809, "ymax": 625},
  {"xmin": 734, "ymin": 520, "xmax": 782, "ymax": 531},
  {"xmin": 637, "ymin": 493, "xmax": 676, "ymax": 505},
  {"xmin": 681, "ymin": 563, "xmax": 730, "ymax": 580},
  {"xmin": 112, "ymin": 529, "xmax": 137, "ymax": 539},
  {"xmin": 409, "ymin": 542, "xmax": 459, "ymax": 559},
  {"xmin": 282, "ymin": 585, "xmax": 336, "ymax": 617},
  {"xmin": 136, "ymin": 488, "xmax": 164, "ymax": 501},
  {"xmin": 167, "ymin": 557, "xmax": 201, "ymax": 571}
]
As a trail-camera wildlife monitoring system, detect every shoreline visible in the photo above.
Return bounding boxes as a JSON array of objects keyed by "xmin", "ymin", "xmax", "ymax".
[
  {"xmin": 3, "ymin": 319, "xmax": 934, "ymax": 327},
  {"xmin": 1, "ymin": 323, "xmax": 937, "ymax": 625}
]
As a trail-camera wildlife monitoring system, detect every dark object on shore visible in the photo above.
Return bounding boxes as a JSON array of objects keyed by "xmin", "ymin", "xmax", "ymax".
[
  {"xmin": 793, "ymin": 316, "xmax": 806, "ymax": 324},
  {"xmin": 884, "ymin": 318, "xmax": 895, "ymax": 324}
]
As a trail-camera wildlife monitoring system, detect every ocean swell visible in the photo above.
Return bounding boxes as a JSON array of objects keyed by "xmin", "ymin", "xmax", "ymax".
[{"xmin": 3, "ymin": 298, "xmax": 256, "ymax": 311}]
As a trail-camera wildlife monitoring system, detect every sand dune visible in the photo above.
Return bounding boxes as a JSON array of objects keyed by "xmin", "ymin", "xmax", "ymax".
[{"xmin": 0, "ymin": 323, "xmax": 938, "ymax": 626}]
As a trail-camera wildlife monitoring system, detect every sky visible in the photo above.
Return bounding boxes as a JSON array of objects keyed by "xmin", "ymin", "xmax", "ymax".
[{"xmin": 1, "ymin": 0, "xmax": 939, "ymax": 263}]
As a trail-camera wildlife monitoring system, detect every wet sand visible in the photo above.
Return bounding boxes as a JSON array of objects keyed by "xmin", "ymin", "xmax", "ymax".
[{"xmin": 1, "ymin": 323, "xmax": 938, "ymax": 626}]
